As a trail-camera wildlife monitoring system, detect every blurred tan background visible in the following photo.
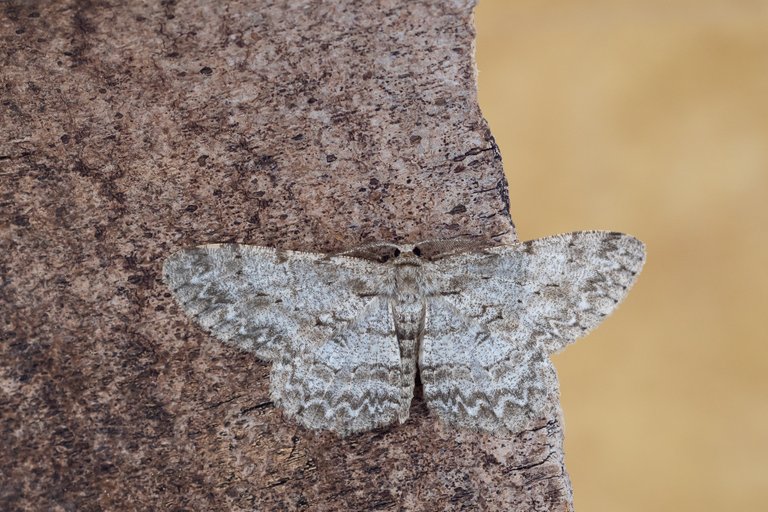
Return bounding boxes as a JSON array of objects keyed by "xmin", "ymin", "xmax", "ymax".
[{"xmin": 474, "ymin": 1, "xmax": 768, "ymax": 510}]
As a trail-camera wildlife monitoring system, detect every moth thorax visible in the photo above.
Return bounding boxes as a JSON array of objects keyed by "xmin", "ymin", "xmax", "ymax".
[{"xmin": 392, "ymin": 266, "xmax": 426, "ymax": 339}]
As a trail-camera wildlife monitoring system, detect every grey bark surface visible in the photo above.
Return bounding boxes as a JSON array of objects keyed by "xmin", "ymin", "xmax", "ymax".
[{"xmin": 1, "ymin": 1, "xmax": 574, "ymax": 510}]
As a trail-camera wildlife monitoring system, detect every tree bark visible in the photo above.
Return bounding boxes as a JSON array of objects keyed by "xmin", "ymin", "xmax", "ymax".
[{"xmin": 1, "ymin": 1, "xmax": 573, "ymax": 510}]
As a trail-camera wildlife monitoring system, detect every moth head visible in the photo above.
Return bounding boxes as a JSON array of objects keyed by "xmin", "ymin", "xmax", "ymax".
[
  {"xmin": 376, "ymin": 244, "xmax": 422, "ymax": 264},
  {"xmin": 389, "ymin": 244, "xmax": 424, "ymax": 265},
  {"xmin": 340, "ymin": 243, "xmax": 429, "ymax": 264}
]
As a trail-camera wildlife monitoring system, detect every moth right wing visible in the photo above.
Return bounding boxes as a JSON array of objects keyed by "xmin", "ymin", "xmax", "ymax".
[
  {"xmin": 163, "ymin": 244, "xmax": 391, "ymax": 361},
  {"xmin": 419, "ymin": 296, "xmax": 560, "ymax": 434},
  {"xmin": 418, "ymin": 231, "xmax": 645, "ymax": 433},
  {"xmin": 424, "ymin": 231, "xmax": 646, "ymax": 355}
]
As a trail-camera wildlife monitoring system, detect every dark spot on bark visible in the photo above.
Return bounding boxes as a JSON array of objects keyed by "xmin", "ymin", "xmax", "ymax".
[
  {"xmin": 326, "ymin": 154, "xmax": 337, "ymax": 163},
  {"xmin": 99, "ymin": 463, "xmax": 116, "ymax": 474},
  {"xmin": 185, "ymin": 204, "xmax": 198, "ymax": 212},
  {"xmin": 197, "ymin": 155, "xmax": 208, "ymax": 166},
  {"xmin": 15, "ymin": 28, "xmax": 26, "ymax": 35},
  {"xmin": 74, "ymin": 11, "xmax": 95, "ymax": 34},
  {"xmin": 448, "ymin": 204, "xmax": 466, "ymax": 215},
  {"xmin": 2, "ymin": 6, "xmax": 20, "ymax": 22},
  {"xmin": 450, "ymin": 486, "xmax": 473, "ymax": 503},
  {"xmin": 253, "ymin": 155, "xmax": 276, "ymax": 169},
  {"xmin": 200, "ymin": 66, "xmax": 213, "ymax": 75},
  {"xmin": 60, "ymin": 134, "xmax": 70, "ymax": 144},
  {"xmin": 291, "ymin": 133, "xmax": 304, "ymax": 140},
  {"xmin": 410, "ymin": 135, "xmax": 422, "ymax": 144},
  {"xmin": 307, "ymin": 97, "xmax": 317, "ymax": 104},
  {"xmin": 369, "ymin": 177, "xmax": 380, "ymax": 189},
  {"xmin": 12, "ymin": 215, "xmax": 29, "ymax": 226}
]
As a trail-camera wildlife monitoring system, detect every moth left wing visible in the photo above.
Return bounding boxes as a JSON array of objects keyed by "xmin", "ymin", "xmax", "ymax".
[
  {"xmin": 163, "ymin": 244, "xmax": 391, "ymax": 361},
  {"xmin": 270, "ymin": 296, "xmax": 407, "ymax": 436},
  {"xmin": 165, "ymin": 244, "xmax": 406, "ymax": 435}
]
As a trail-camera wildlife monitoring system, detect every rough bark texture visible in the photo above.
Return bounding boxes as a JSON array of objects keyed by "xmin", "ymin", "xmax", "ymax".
[{"xmin": 1, "ymin": 1, "xmax": 573, "ymax": 510}]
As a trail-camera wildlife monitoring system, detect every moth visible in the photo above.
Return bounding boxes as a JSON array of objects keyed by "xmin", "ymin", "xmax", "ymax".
[{"xmin": 163, "ymin": 231, "xmax": 645, "ymax": 436}]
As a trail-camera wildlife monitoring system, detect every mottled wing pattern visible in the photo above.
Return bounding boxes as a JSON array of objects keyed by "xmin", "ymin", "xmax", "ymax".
[
  {"xmin": 163, "ymin": 244, "xmax": 405, "ymax": 435},
  {"xmin": 419, "ymin": 231, "xmax": 645, "ymax": 432},
  {"xmin": 429, "ymin": 231, "xmax": 646, "ymax": 354},
  {"xmin": 164, "ymin": 233, "xmax": 645, "ymax": 435},
  {"xmin": 419, "ymin": 296, "xmax": 560, "ymax": 433},
  {"xmin": 271, "ymin": 297, "xmax": 406, "ymax": 435},
  {"xmin": 163, "ymin": 244, "xmax": 390, "ymax": 361}
]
